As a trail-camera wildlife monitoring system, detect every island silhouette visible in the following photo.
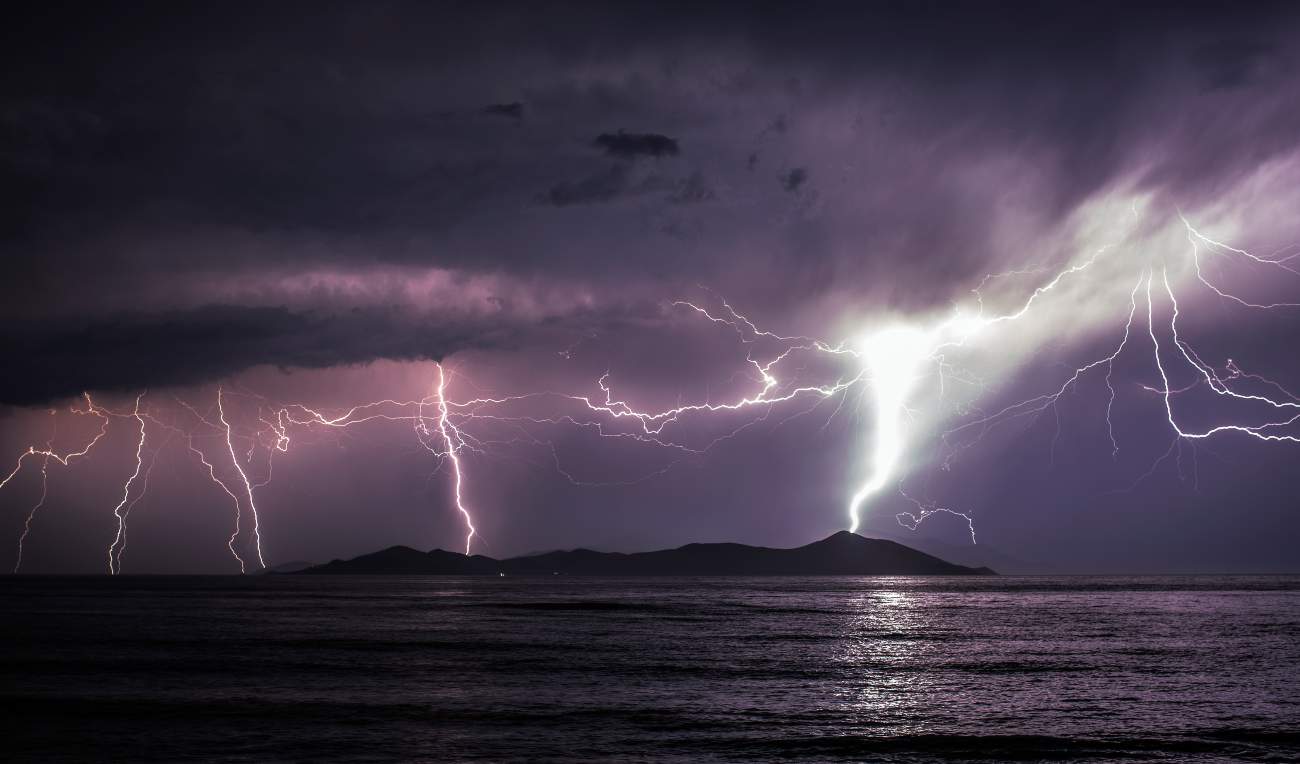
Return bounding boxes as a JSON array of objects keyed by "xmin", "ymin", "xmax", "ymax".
[{"xmin": 298, "ymin": 530, "xmax": 996, "ymax": 575}]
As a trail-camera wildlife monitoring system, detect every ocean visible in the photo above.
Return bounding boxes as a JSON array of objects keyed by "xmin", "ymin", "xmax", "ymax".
[{"xmin": 3, "ymin": 575, "xmax": 1299, "ymax": 762}]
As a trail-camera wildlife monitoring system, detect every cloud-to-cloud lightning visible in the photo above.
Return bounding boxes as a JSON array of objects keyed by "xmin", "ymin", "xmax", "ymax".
[{"xmin": 2, "ymin": 206, "xmax": 1298, "ymax": 572}]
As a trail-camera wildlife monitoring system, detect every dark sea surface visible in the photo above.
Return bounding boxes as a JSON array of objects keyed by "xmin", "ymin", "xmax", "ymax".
[{"xmin": 3, "ymin": 575, "xmax": 1299, "ymax": 763}]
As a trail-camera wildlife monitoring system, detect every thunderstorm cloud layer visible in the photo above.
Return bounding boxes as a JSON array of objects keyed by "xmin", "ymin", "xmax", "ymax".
[{"xmin": 3, "ymin": 2, "xmax": 1300, "ymax": 573}]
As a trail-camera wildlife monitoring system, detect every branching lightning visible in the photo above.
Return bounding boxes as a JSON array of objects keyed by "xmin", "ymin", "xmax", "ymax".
[
  {"xmin": 4, "ymin": 208, "xmax": 1299, "ymax": 572},
  {"xmin": 14, "ymin": 451, "xmax": 50, "ymax": 574},
  {"xmin": 217, "ymin": 386, "xmax": 266, "ymax": 570},
  {"xmin": 432, "ymin": 363, "xmax": 477, "ymax": 555},
  {"xmin": 106, "ymin": 394, "xmax": 147, "ymax": 575}
]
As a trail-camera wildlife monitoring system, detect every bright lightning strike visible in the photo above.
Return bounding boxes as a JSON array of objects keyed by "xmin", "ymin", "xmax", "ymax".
[
  {"xmin": 218, "ymin": 386, "xmax": 267, "ymax": 570},
  {"xmin": 848, "ymin": 325, "xmax": 935, "ymax": 533},
  {"xmin": 3, "ymin": 207, "xmax": 1299, "ymax": 572},
  {"xmin": 432, "ymin": 363, "xmax": 477, "ymax": 555}
]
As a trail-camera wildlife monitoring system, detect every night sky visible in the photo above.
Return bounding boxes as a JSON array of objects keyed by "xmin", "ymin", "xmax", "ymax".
[{"xmin": 3, "ymin": 1, "xmax": 1300, "ymax": 573}]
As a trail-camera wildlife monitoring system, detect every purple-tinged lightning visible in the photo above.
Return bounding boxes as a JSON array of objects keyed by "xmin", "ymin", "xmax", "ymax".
[
  {"xmin": 1148, "ymin": 267, "xmax": 1300, "ymax": 443},
  {"xmin": 13, "ymin": 451, "xmax": 50, "ymax": 574},
  {"xmin": 176, "ymin": 413, "xmax": 253, "ymax": 574},
  {"xmin": 218, "ymin": 386, "xmax": 267, "ymax": 569},
  {"xmin": 5, "ymin": 395, "xmax": 113, "ymax": 572},
  {"xmin": 1, "ymin": 394, "xmax": 110, "ymax": 491},
  {"xmin": 5, "ymin": 207, "xmax": 1300, "ymax": 571},
  {"xmin": 106, "ymin": 394, "xmax": 147, "ymax": 575},
  {"xmin": 433, "ymin": 363, "xmax": 477, "ymax": 555}
]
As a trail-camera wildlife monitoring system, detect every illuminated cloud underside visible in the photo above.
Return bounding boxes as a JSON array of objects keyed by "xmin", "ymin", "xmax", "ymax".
[{"xmin": 3, "ymin": 203, "xmax": 1298, "ymax": 572}]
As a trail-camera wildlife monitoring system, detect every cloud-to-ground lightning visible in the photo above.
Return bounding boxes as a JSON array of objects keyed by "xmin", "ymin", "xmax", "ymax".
[
  {"xmin": 217, "ymin": 387, "xmax": 266, "ymax": 570},
  {"xmin": 4, "ymin": 207, "xmax": 1300, "ymax": 571},
  {"xmin": 847, "ymin": 326, "xmax": 933, "ymax": 533},
  {"xmin": 106, "ymin": 394, "xmax": 147, "ymax": 575},
  {"xmin": 14, "ymin": 451, "xmax": 50, "ymax": 574},
  {"xmin": 5, "ymin": 396, "xmax": 112, "ymax": 572},
  {"xmin": 432, "ymin": 363, "xmax": 477, "ymax": 555}
]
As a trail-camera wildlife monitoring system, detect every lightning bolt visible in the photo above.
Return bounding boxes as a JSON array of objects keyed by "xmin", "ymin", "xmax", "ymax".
[
  {"xmin": 5, "ymin": 207, "xmax": 1299, "ymax": 571},
  {"xmin": 13, "ymin": 452, "xmax": 50, "ymax": 574},
  {"xmin": 174, "ymin": 411, "xmax": 253, "ymax": 574},
  {"xmin": 1, "ymin": 394, "xmax": 111, "ymax": 492},
  {"xmin": 840, "ymin": 243, "xmax": 1120, "ymax": 536},
  {"xmin": 842, "ymin": 206, "xmax": 1300, "ymax": 540},
  {"xmin": 847, "ymin": 326, "xmax": 933, "ymax": 533},
  {"xmin": 1148, "ymin": 267, "xmax": 1300, "ymax": 442},
  {"xmin": 106, "ymin": 394, "xmax": 147, "ymax": 575},
  {"xmin": 218, "ymin": 387, "xmax": 267, "ymax": 570},
  {"xmin": 431, "ymin": 363, "xmax": 477, "ymax": 554}
]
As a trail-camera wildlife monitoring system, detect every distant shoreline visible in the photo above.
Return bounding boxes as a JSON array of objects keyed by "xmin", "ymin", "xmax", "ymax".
[{"xmin": 295, "ymin": 530, "xmax": 997, "ymax": 576}]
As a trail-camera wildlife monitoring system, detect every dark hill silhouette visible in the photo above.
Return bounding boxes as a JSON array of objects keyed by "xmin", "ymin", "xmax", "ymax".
[{"xmin": 300, "ymin": 531, "xmax": 995, "ymax": 576}]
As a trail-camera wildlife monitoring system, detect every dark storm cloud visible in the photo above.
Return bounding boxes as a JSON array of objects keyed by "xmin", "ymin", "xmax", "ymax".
[
  {"xmin": 0, "ymin": 299, "xmax": 668, "ymax": 406},
  {"xmin": 482, "ymin": 102, "xmax": 525, "ymax": 120},
  {"xmin": 592, "ymin": 131, "xmax": 680, "ymax": 160},
  {"xmin": 1191, "ymin": 39, "xmax": 1279, "ymax": 90},
  {"xmin": 669, "ymin": 171, "xmax": 715, "ymax": 204},
  {"xmin": 0, "ymin": 307, "xmax": 512, "ymax": 406},
  {"xmin": 541, "ymin": 164, "xmax": 631, "ymax": 206},
  {"xmin": 780, "ymin": 168, "xmax": 807, "ymax": 193},
  {"xmin": 4, "ymin": 4, "xmax": 1294, "ymax": 251},
  {"xmin": 5, "ymin": 1, "xmax": 1300, "ymax": 574},
  {"xmin": 2, "ymin": 0, "xmax": 1300, "ymax": 397},
  {"xmin": 540, "ymin": 164, "xmax": 710, "ymax": 206}
]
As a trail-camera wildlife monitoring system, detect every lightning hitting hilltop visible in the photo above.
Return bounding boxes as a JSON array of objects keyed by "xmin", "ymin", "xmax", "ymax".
[
  {"xmin": 432, "ymin": 363, "xmax": 477, "ymax": 555},
  {"xmin": 2, "ymin": 207, "xmax": 1299, "ymax": 572}
]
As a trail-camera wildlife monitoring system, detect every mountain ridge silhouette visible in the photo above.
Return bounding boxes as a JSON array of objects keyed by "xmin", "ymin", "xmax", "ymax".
[{"xmin": 298, "ymin": 530, "xmax": 996, "ymax": 575}]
